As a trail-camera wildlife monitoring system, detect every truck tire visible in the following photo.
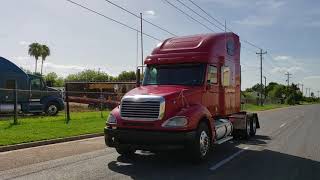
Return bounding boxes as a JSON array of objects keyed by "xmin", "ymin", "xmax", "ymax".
[
  {"xmin": 250, "ymin": 117, "xmax": 257, "ymax": 136},
  {"xmin": 242, "ymin": 118, "xmax": 251, "ymax": 139},
  {"xmin": 45, "ymin": 102, "xmax": 59, "ymax": 116},
  {"xmin": 116, "ymin": 145, "xmax": 136, "ymax": 156},
  {"xmin": 188, "ymin": 122, "xmax": 211, "ymax": 162}
]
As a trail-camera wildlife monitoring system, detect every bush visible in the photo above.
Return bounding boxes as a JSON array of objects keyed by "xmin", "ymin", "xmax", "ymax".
[{"xmin": 285, "ymin": 94, "xmax": 296, "ymax": 105}]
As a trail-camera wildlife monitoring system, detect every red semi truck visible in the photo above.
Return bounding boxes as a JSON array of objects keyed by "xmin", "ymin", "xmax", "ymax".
[{"xmin": 104, "ymin": 33, "xmax": 259, "ymax": 161}]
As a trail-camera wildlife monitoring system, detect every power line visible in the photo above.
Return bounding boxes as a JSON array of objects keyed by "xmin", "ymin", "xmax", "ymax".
[
  {"xmin": 185, "ymin": 0, "xmax": 262, "ymax": 50},
  {"xmin": 175, "ymin": 0, "xmax": 224, "ymax": 31},
  {"xmin": 187, "ymin": 0, "xmax": 225, "ymax": 28},
  {"xmin": 104, "ymin": 0, "xmax": 177, "ymax": 37},
  {"xmin": 65, "ymin": 0, "xmax": 161, "ymax": 41},
  {"xmin": 163, "ymin": 0, "xmax": 216, "ymax": 32}
]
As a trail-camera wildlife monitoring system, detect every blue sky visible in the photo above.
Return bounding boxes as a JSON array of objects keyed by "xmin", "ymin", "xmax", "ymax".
[{"xmin": 0, "ymin": 0, "xmax": 319, "ymax": 94}]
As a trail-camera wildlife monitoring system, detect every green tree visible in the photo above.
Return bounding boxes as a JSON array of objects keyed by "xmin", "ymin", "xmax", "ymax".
[
  {"xmin": 266, "ymin": 82, "xmax": 279, "ymax": 95},
  {"xmin": 40, "ymin": 45, "xmax": 50, "ymax": 75},
  {"xmin": 116, "ymin": 71, "xmax": 136, "ymax": 82},
  {"xmin": 44, "ymin": 72, "xmax": 64, "ymax": 87},
  {"xmin": 65, "ymin": 70, "xmax": 110, "ymax": 82},
  {"xmin": 268, "ymin": 84, "xmax": 286, "ymax": 103},
  {"xmin": 28, "ymin": 43, "xmax": 42, "ymax": 73},
  {"xmin": 251, "ymin": 83, "xmax": 265, "ymax": 92}
]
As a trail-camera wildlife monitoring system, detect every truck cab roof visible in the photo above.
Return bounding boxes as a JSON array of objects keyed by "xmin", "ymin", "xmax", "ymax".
[{"xmin": 145, "ymin": 32, "xmax": 240, "ymax": 65}]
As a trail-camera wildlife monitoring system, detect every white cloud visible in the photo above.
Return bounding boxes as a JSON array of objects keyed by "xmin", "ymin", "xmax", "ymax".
[
  {"xmin": 305, "ymin": 21, "xmax": 320, "ymax": 28},
  {"xmin": 13, "ymin": 56, "xmax": 30, "ymax": 61},
  {"xmin": 145, "ymin": 10, "xmax": 155, "ymax": 16},
  {"xmin": 256, "ymin": 0, "xmax": 285, "ymax": 9},
  {"xmin": 19, "ymin": 41, "xmax": 30, "ymax": 47},
  {"xmin": 10, "ymin": 56, "xmax": 128, "ymax": 77},
  {"xmin": 271, "ymin": 66, "xmax": 304, "ymax": 74},
  {"xmin": 304, "ymin": 76, "xmax": 320, "ymax": 80},
  {"xmin": 144, "ymin": 10, "xmax": 156, "ymax": 19},
  {"xmin": 235, "ymin": 15, "xmax": 274, "ymax": 27},
  {"xmin": 274, "ymin": 55, "xmax": 291, "ymax": 61},
  {"xmin": 272, "ymin": 55, "xmax": 303, "ymax": 66}
]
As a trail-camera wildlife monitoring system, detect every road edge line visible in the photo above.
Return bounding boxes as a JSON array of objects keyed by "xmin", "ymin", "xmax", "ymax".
[{"xmin": 0, "ymin": 133, "xmax": 104, "ymax": 153}]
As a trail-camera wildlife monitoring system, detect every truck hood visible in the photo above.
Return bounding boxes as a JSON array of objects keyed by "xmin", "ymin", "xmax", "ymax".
[{"xmin": 125, "ymin": 85, "xmax": 191, "ymax": 100}]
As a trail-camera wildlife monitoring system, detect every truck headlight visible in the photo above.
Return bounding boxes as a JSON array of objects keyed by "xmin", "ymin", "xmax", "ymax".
[
  {"xmin": 161, "ymin": 116, "xmax": 188, "ymax": 128},
  {"xmin": 107, "ymin": 114, "xmax": 117, "ymax": 124}
]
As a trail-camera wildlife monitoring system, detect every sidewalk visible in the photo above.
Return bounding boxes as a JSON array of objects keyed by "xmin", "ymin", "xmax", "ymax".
[{"xmin": 0, "ymin": 136, "xmax": 105, "ymax": 171}]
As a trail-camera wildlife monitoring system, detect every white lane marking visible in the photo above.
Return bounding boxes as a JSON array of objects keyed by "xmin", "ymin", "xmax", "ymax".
[
  {"xmin": 280, "ymin": 123, "xmax": 286, "ymax": 128},
  {"xmin": 209, "ymin": 146, "xmax": 249, "ymax": 171}
]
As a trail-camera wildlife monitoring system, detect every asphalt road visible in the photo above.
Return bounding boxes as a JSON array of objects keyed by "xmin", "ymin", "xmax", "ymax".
[{"xmin": 0, "ymin": 104, "xmax": 320, "ymax": 180}]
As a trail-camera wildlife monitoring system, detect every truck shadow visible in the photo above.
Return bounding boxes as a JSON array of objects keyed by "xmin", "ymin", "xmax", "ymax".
[{"xmin": 107, "ymin": 135, "xmax": 320, "ymax": 180}]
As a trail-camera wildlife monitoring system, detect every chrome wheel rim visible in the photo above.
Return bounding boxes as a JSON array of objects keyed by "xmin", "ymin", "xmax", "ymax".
[
  {"xmin": 199, "ymin": 131, "xmax": 209, "ymax": 157},
  {"xmin": 48, "ymin": 105, "xmax": 57, "ymax": 115}
]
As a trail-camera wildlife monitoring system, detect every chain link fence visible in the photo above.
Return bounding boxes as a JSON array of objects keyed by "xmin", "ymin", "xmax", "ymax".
[{"xmin": 0, "ymin": 82, "xmax": 136, "ymax": 123}]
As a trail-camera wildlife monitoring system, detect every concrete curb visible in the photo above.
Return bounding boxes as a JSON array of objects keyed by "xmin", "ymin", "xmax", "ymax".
[{"xmin": 0, "ymin": 133, "xmax": 104, "ymax": 153}]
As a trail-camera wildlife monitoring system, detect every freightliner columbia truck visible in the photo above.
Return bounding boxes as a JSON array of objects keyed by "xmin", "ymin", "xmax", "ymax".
[
  {"xmin": 0, "ymin": 57, "xmax": 64, "ymax": 115},
  {"xmin": 104, "ymin": 33, "xmax": 260, "ymax": 161}
]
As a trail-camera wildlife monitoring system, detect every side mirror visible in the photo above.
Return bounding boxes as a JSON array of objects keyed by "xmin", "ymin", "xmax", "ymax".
[
  {"xmin": 136, "ymin": 69, "xmax": 141, "ymax": 87},
  {"xmin": 46, "ymin": 80, "xmax": 53, "ymax": 87}
]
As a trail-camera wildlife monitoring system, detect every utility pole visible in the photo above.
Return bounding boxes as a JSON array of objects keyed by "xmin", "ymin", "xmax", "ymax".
[
  {"xmin": 317, "ymin": 91, "xmax": 320, "ymax": 98},
  {"xmin": 285, "ymin": 72, "xmax": 292, "ymax": 86},
  {"xmin": 140, "ymin": 13, "xmax": 144, "ymax": 75},
  {"xmin": 301, "ymin": 84, "xmax": 304, "ymax": 95},
  {"xmin": 309, "ymin": 88, "xmax": 311, "ymax": 97},
  {"xmin": 256, "ymin": 49, "xmax": 267, "ymax": 106},
  {"xmin": 136, "ymin": 30, "xmax": 139, "ymax": 68},
  {"xmin": 264, "ymin": 76, "xmax": 267, "ymax": 101}
]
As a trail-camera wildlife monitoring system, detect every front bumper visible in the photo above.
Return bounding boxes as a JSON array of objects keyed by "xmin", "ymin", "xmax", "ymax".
[{"xmin": 104, "ymin": 127, "xmax": 196, "ymax": 150}]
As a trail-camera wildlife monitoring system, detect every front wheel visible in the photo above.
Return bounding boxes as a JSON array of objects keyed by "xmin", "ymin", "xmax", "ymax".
[
  {"xmin": 45, "ymin": 102, "xmax": 59, "ymax": 116},
  {"xmin": 187, "ymin": 122, "xmax": 211, "ymax": 162}
]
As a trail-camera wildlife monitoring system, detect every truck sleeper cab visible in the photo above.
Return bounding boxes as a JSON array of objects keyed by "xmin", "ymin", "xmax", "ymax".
[
  {"xmin": 104, "ymin": 33, "xmax": 259, "ymax": 161},
  {"xmin": 0, "ymin": 57, "xmax": 64, "ymax": 115}
]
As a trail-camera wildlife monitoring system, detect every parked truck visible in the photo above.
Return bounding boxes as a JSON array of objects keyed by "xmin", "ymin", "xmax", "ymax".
[
  {"xmin": 0, "ymin": 57, "xmax": 64, "ymax": 115},
  {"xmin": 104, "ymin": 33, "xmax": 260, "ymax": 161}
]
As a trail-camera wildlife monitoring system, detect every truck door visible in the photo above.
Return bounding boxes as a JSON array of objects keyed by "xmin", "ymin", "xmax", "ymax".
[
  {"xmin": 29, "ymin": 76, "xmax": 46, "ymax": 112},
  {"xmin": 30, "ymin": 77, "xmax": 44, "ymax": 101},
  {"xmin": 203, "ymin": 65, "xmax": 220, "ymax": 115}
]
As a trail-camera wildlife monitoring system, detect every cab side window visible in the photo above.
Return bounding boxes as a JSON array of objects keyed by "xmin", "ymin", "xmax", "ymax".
[
  {"xmin": 31, "ymin": 78, "xmax": 42, "ymax": 90},
  {"xmin": 222, "ymin": 66, "xmax": 230, "ymax": 86},
  {"xmin": 207, "ymin": 65, "xmax": 217, "ymax": 84}
]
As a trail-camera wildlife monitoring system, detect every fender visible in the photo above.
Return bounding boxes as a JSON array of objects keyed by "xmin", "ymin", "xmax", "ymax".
[
  {"xmin": 175, "ymin": 104, "xmax": 214, "ymax": 135},
  {"xmin": 41, "ymin": 96, "xmax": 65, "ymax": 110}
]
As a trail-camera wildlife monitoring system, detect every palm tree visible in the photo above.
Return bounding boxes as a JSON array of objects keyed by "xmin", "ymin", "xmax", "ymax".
[
  {"xmin": 28, "ymin": 43, "xmax": 42, "ymax": 73},
  {"xmin": 40, "ymin": 45, "xmax": 50, "ymax": 75}
]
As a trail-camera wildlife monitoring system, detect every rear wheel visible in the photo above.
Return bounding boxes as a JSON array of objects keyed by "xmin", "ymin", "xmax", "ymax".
[
  {"xmin": 188, "ymin": 122, "xmax": 211, "ymax": 162},
  {"xmin": 242, "ymin": 118, "xmax": 251, "ymax": 139},
  {"xmin": 45, "ymin": 102, "xmax": 59, "ymax": 116},
  {"xmin": 250, "ymin": 117, "xmax": 257, "ymax": 136},
  {"xmin": 116, "ymin": 145, "xmax": 136, "ymax": 156}
]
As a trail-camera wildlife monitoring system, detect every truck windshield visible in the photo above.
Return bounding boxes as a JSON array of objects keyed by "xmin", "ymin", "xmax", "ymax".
[{"xmin": 143, "ymin": 64, "xmax": 206, "ymax": 86}]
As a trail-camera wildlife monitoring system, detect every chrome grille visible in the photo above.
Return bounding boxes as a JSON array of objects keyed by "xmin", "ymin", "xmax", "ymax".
[{"xmin": 120, "ymin": 95, "xmax": 164, "ymax": 120}]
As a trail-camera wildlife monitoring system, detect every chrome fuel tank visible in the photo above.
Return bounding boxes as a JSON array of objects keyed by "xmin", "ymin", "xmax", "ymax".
[
  {"xmin": 0, "ymin": 104, "xmax": 21, "ymax": 113},
  {"xmin": 215, "ymin": 119, "xmax": 233, "ymax": 140}
]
